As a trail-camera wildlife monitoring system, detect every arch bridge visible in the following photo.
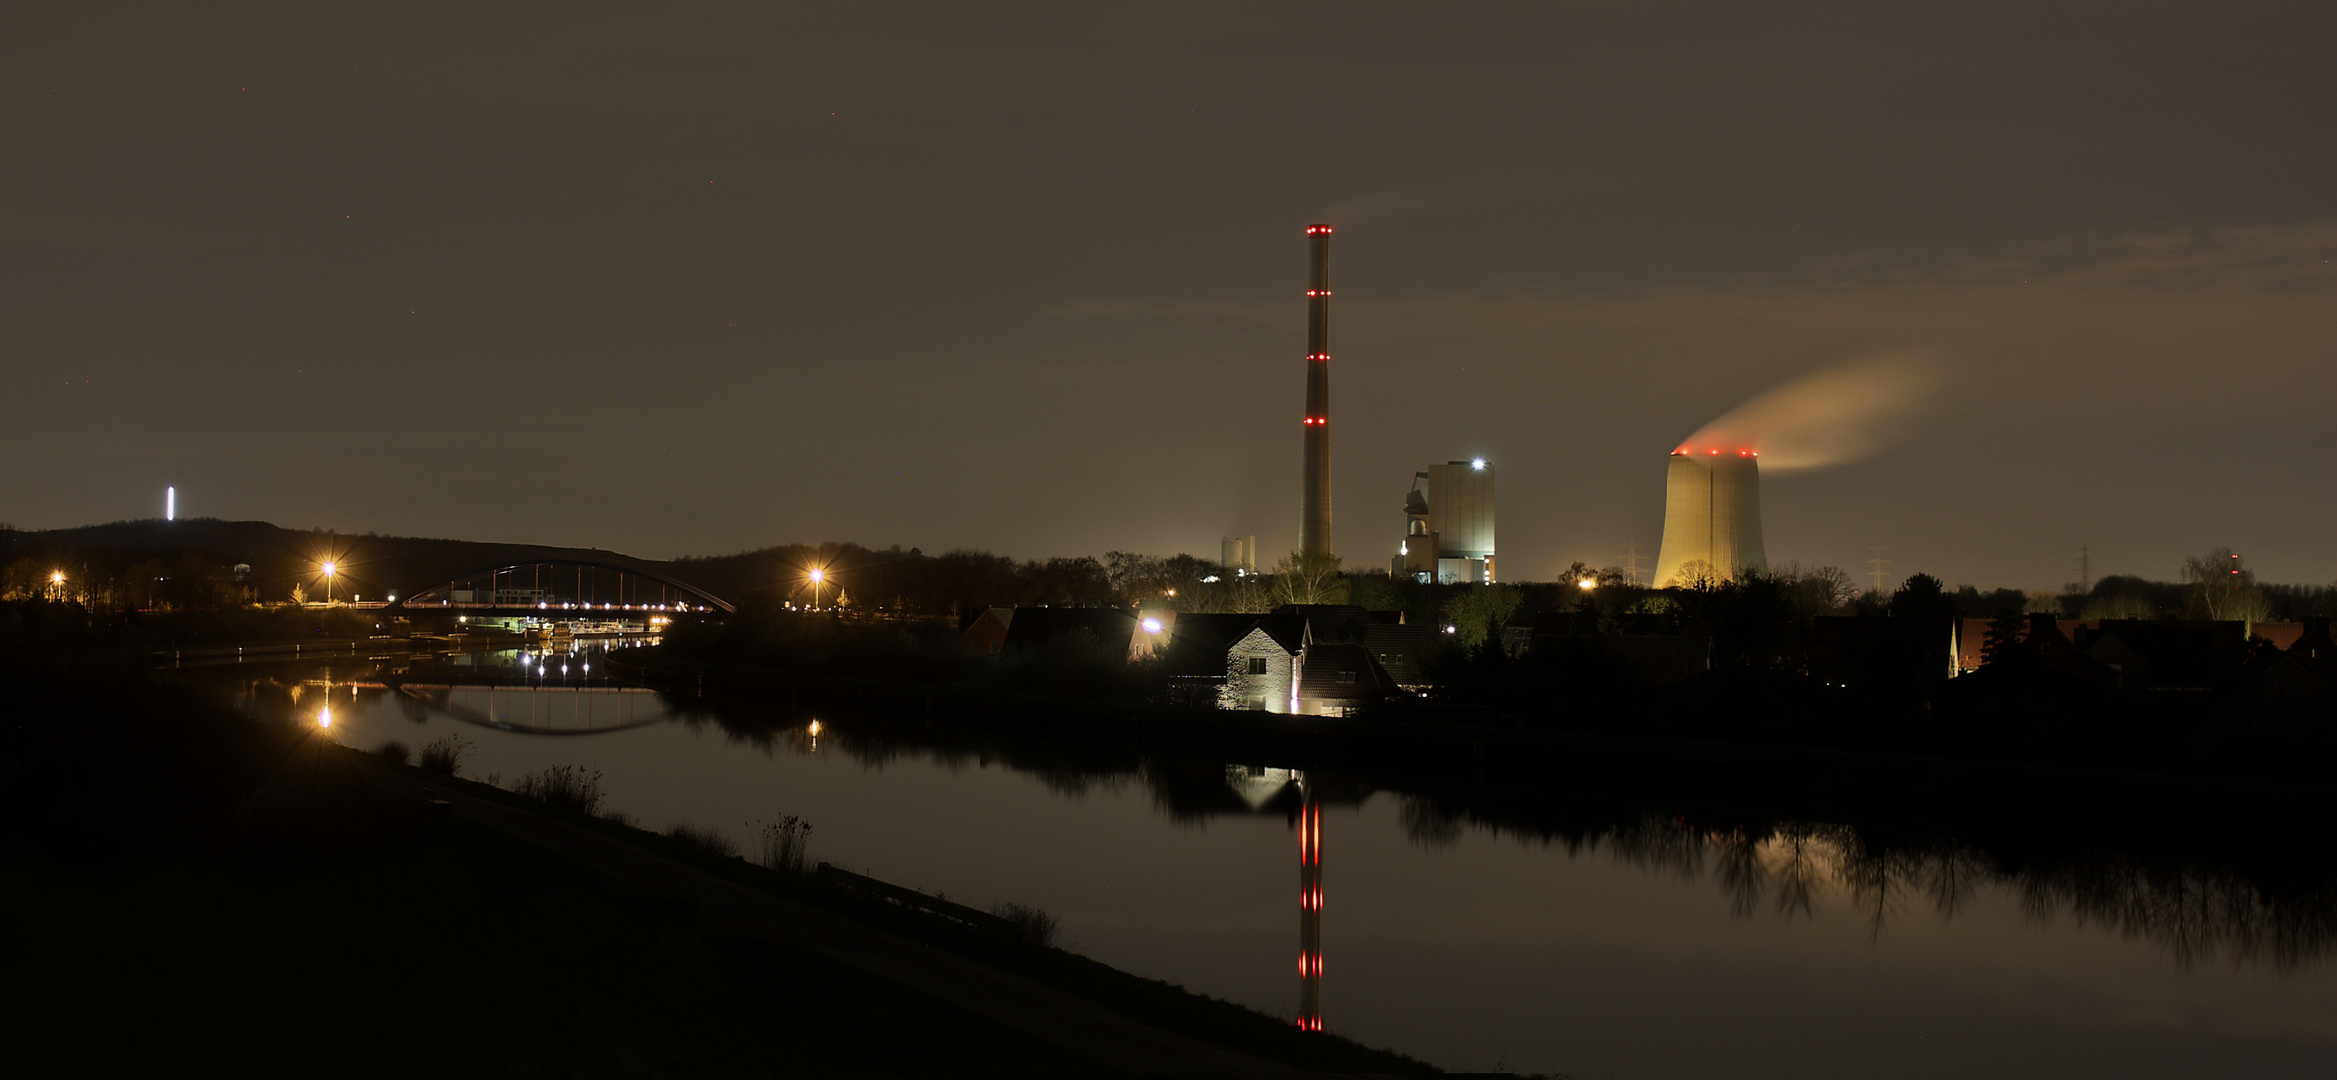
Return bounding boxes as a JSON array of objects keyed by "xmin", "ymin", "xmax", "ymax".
[{"xmin": 389, "ymin": 559, "xmax": 734, "ymax": 619}]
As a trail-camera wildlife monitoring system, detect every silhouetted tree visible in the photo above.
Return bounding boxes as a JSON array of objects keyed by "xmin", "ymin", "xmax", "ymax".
[
  {"xmin": 1889, "ymin": 573, "xmax": 1953, "ymax": 622},
  {"xmin": 1981, "ymin": 609, "xmax": 2027, "ymax": 664},
  {"xmin": 1439, "ymin": 583, "xmax": 1522, "ymax": 651},
  {"xmin": 2183, "ymin": 548, "xmax": 2270, "ymax": 628},
  {"xmin": 1271, "ymin": 551, "xmax": 1349, "ymax": 606},
  {"xmin": 2081, "ymin": 575, "xmax": 2160, "ymax": 619},
  {"xmin": 1345, "ymin": 573, "xmax": 1405, "ymax": 613}
]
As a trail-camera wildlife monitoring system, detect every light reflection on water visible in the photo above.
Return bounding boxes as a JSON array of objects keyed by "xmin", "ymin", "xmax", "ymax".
[{"xmin": 197, "ymin": 645, "xmax": 2337, "ymax": 1078}]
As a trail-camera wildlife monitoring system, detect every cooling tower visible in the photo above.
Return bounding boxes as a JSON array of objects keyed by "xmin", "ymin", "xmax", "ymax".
[
  {"xmin": 1300, "ymin": 225, "xmax": 1333, "ymax": 557},
  {"xmin": 1653, "ymin": 450, "xmax": 1767, "ymax": 586}
]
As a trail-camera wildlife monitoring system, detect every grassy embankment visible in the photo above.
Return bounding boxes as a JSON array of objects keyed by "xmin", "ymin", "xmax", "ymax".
[{"xmin": 0, "ymin": 654, "xmax": 1440, "ymax": 1077}]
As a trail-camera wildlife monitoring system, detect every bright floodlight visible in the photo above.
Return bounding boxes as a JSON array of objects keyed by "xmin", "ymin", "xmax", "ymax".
[
  {"xmin": 321, "ymin": 561, "xmax": 337, "ymax": 576},
  {"xmin": 1142, "ymin": 618, "xmax": 1163, "ymax": 633},
  {"xmin": 1579, "ymin": 578, "xmax": 1596, "ymax": 590},
  {"xmin": 1471, "ymin": 458, "xmax": 1486, "ymax": 470},
  {"xmin": 808, "ymin": 568, "xmax": 824, "ymax": 583},
  {"xmin": 51, "ymin": 571, "xmax": 64, "ymax": 585},
  {"xmin": 318, "ymin": 706, "xmax": 333, "ymax": 729}
]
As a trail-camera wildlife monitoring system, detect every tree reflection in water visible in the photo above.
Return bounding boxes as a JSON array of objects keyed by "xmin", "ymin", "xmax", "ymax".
[
  {"xmin": 777, "ymin": 705, "xmax": 2337, "ymax": 973},
  {"xmin": 213, "ymin": 659, "xmax": 2337, "ymax": 975},
  {"xmin": 1413, "ymin": 808, "xmax": 2337, "ymax": 971}
]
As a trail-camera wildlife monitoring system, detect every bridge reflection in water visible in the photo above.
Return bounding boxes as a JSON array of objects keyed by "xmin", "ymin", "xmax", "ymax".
[{"xmin": 302, "ymin": 645, "xmax": 673, "ymax": 736}]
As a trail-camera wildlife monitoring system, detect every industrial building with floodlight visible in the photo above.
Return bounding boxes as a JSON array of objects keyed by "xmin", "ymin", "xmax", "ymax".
[{"xmin": 1392, "ymin": 459, "xmax": 1496, "ymax": 584}]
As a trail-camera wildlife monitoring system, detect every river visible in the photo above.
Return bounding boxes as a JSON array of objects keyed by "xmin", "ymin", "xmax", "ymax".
[{"xmin": 184, "ymin": 642, "xmax": 2337, "ymax": 1077}]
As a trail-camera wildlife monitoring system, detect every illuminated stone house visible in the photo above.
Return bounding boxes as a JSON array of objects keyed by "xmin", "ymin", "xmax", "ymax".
[
  {"xmin": 967, "ymin": 604, "xmax": 1405, "ymax": 716},
  {"xmin": 1216, "ymin": 610, "xmax": 1402, "ymax": 716}
]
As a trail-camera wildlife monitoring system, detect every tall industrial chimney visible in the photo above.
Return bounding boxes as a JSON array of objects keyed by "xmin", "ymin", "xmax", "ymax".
[
  {"xmin": 1652, "ymin": 449, "xmax": 1768, "ymax": 586},
  {"xmin": 1300, "ymin": 225, "xmax": 1333, "ymax": 557}
]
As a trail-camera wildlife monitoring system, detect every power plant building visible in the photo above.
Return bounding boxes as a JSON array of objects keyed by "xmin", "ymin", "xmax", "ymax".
[
  {"xmin": 1653, "ymin": 449, "xmax": 1767, "ymax": 587},
  {"xmin": 1221, "ymin": 535, "xmax": 1257, "ymax": 576},
  {"xmin": 1392, "ymin": 460, "xmax": 1496, "ymax": 584}
]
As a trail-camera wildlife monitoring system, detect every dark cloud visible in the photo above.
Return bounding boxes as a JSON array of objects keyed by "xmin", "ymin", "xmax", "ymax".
[{"xmin": 2, "ymin": 3, "xmax": 2329, "ymax": 587}]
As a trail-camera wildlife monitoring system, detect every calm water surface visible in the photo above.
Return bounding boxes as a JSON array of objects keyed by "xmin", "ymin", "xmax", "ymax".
[{"xmin": 192, "ymin": 644, "xmax": 2337, "ymax": 1077}]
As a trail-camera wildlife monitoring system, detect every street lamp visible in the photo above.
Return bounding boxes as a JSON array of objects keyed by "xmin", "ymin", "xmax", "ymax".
[
  {"xmin": 321, "ymin": 561, "xmax": 338, "ymax": 605},
  {"xmin": 808, "ymin": 567, "xmax": 825, "ymax": 611},
  {"xmin": 48, "ymin": 571, "xmax": 65, "ymax": 601}
]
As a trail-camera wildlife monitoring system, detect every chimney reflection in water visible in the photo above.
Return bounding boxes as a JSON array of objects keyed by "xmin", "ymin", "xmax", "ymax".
[{"xmin": 1297, "ymin": 774, "xmax": 1323, "ymax": 1031}]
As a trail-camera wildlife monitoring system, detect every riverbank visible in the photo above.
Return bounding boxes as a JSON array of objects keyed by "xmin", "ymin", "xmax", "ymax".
[{"xmin": 0, "ymin": 657, "xmax": 1443, "ymax": 1076}]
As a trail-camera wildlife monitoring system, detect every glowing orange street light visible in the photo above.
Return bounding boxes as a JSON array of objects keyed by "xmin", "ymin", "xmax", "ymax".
[
  {"xmin": 321, "ymin": 561, "xmax": 338, "ymax": 605},
  {"xmin": 808, "ymin": 567, "xmax": 826, "ymax": 610}
]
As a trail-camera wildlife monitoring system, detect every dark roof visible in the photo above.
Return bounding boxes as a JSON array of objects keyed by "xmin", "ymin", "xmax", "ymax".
[
  {"xmin": 1158, "ymin": 613, "xmax": 1265, "ymax": 676},
  {"xmin": 1247, "ymin": 613, "xmax": 1308, "ymax": 653},
  {"xmin": 998, "ymin": 607, "xmax": 1138, "ymax": 654},
  {"xmin": 2077, "ymin": 619, "xmax": 2249, "ymax": 689},
  {"xmin": 2290, "ymin": 619, "xmax": 2337, "ymax": 679},
  {"xmin": 1273, "ymin": 604, "xmax": 1374, "ymax": 643},
  {"xmin": 1360, "ymin": 622, "xmax": 1437, "ymax": 687},
  {"xmin": 1948, "ymin": 613, "xmax": 2120, "ymax": 692},
  {"xmin": 1808, "ymin": 616, "xmax": 1959, "ymax": 688},
  {"xmin": 1297, "ymin": 642, "xmax": 1401, "ymax": 704}
]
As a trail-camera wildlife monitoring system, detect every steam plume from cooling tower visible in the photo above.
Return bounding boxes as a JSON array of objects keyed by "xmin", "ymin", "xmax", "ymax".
[{"xmin": 1677, "ymin": 356, "xmax": 1936, "ymax": 472}]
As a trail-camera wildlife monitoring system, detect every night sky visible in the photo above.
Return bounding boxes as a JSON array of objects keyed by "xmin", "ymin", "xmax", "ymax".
[{"xmin": 6, "ymin": 4, "xmax": 2331, "ymax": 589}]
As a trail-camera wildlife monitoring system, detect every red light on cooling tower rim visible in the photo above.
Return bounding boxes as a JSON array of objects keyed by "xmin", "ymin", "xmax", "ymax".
[
  {"xmin": 1306, "ymin": 290, "xmax": 1332, "ymax": 296},
  {"xmin": 1307, "ymin": 353, "xmax": 1330, "ymax": 361},
  {"xmin": 1306, "ymin": 224, "xmax": 1333, "ymax": 234}
]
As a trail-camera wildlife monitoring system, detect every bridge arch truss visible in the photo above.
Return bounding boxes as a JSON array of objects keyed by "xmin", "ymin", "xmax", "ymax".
[{"xmin": 391, "ymin": 559, "xmax": 735, "ymax": 615}]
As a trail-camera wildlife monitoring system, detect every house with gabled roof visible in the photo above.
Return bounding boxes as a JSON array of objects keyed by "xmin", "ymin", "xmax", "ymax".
[{"xmin": 967, "ymin": 602, "xmax": 1405, "ymax": 715}]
